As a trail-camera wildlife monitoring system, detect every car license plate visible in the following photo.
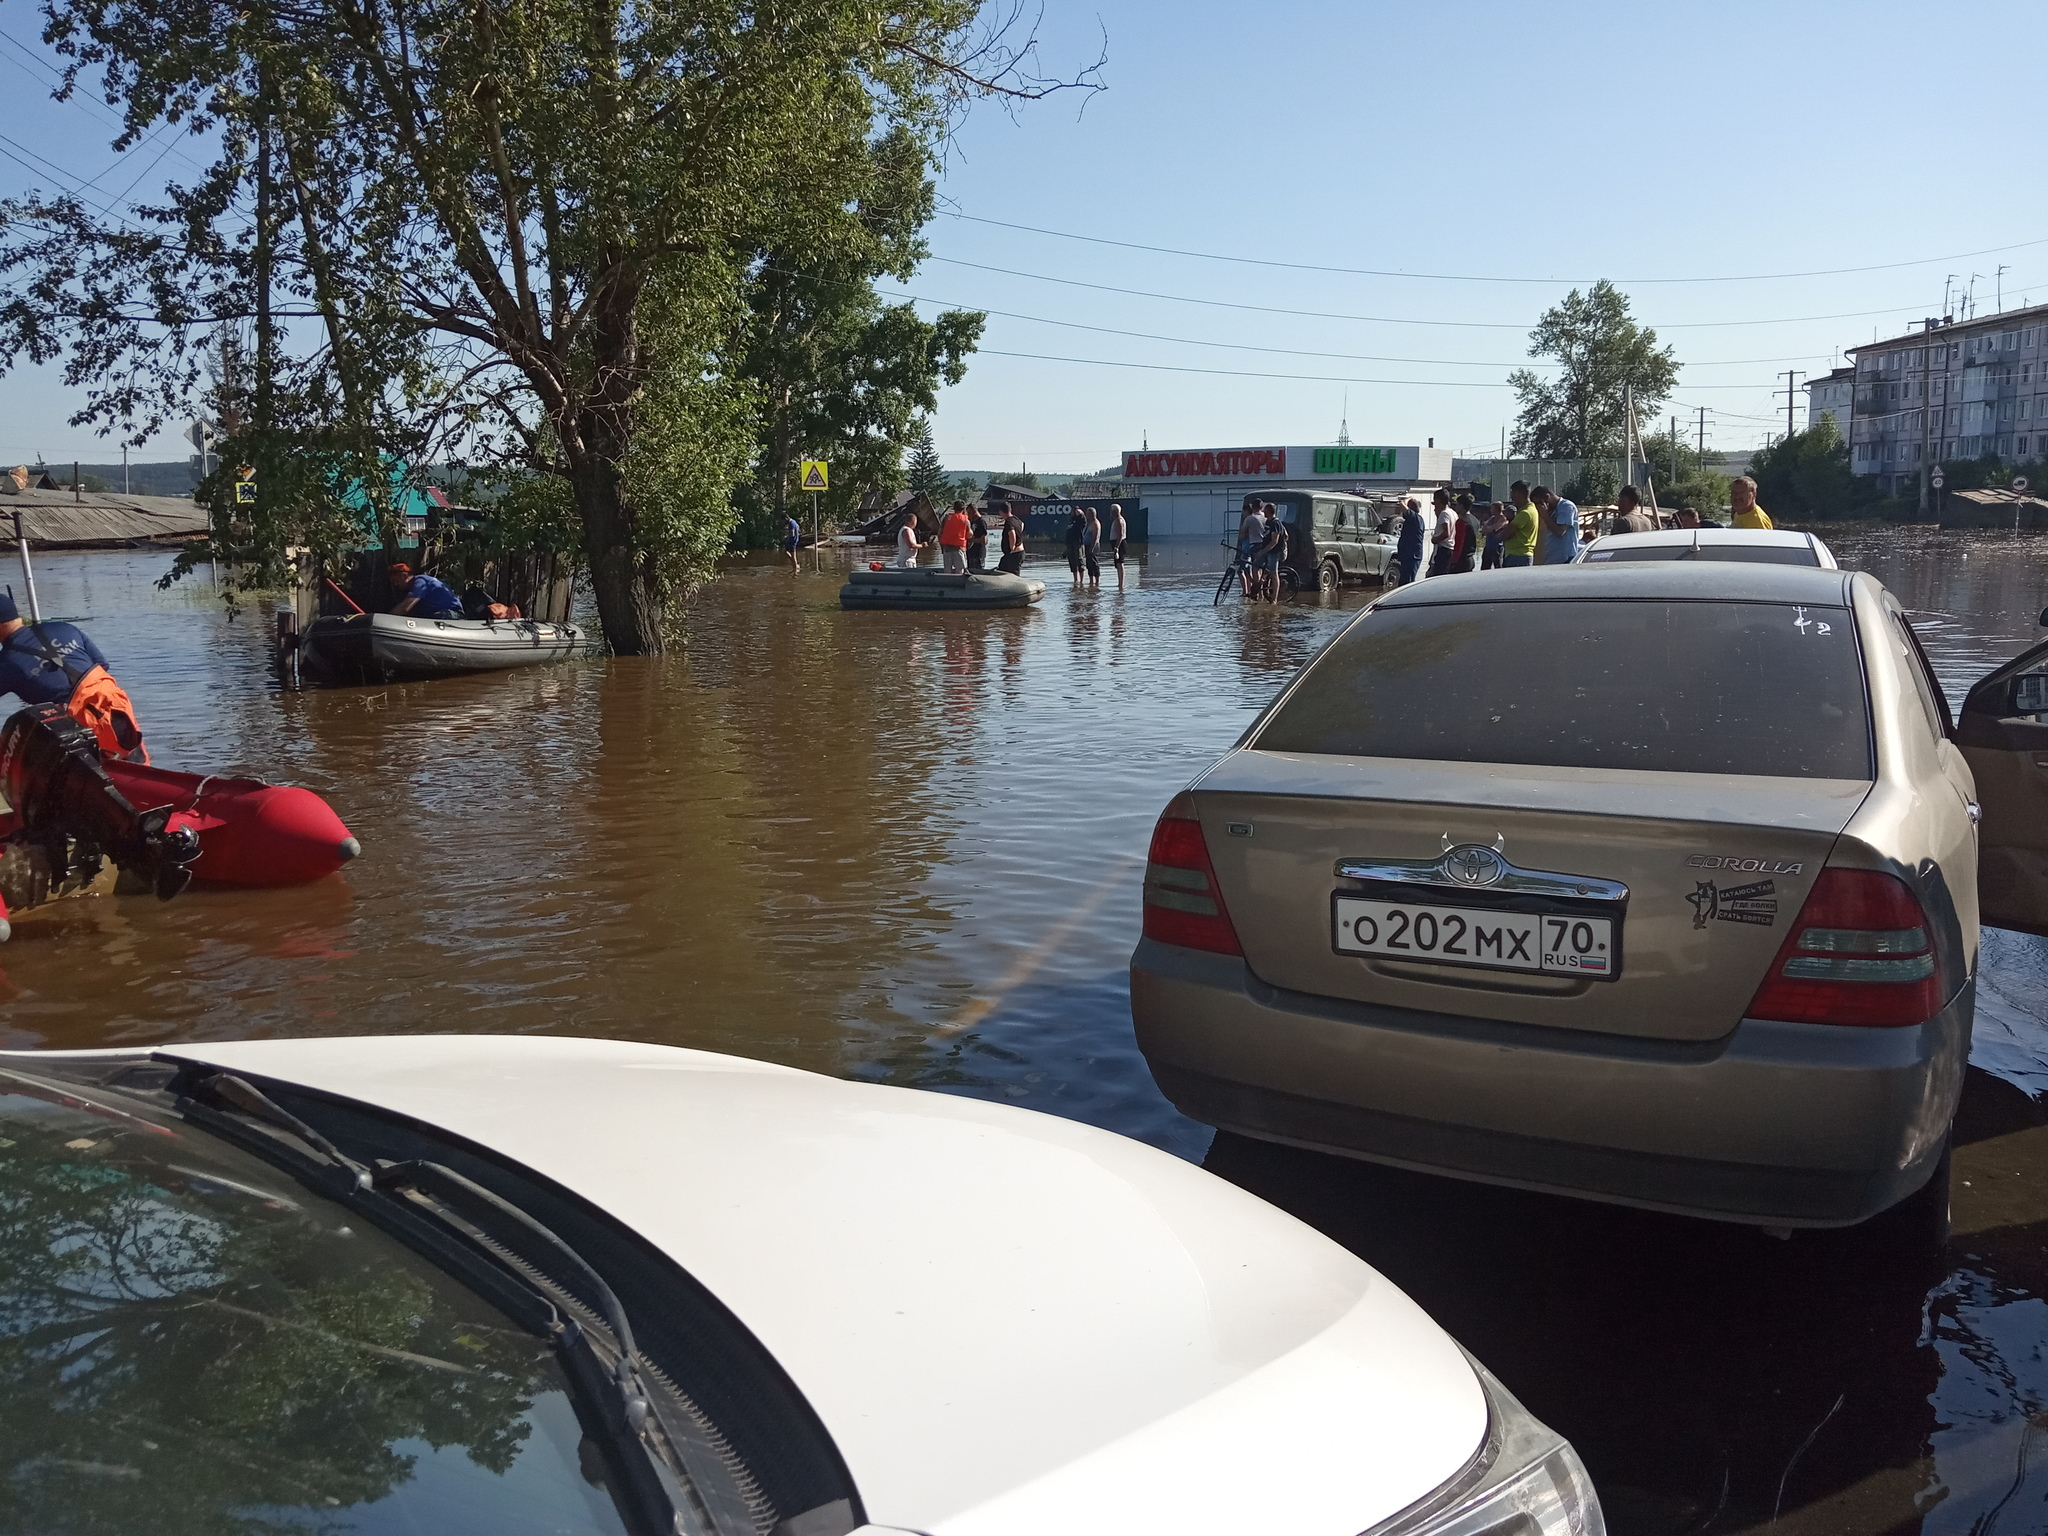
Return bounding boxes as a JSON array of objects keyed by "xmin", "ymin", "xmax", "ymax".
[{"xmin": 1333, "ymin": 897, "xmax": 1616, "ymax": 978}]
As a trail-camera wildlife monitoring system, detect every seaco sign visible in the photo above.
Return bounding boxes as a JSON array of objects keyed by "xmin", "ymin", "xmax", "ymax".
[
  {"xmin": 1123, "ymin": 447, "xmax": 1285, "ymax": 479},
  {"xmin": 1313, "ymin": 447, "xmax": 1398, "ymax": 475}
]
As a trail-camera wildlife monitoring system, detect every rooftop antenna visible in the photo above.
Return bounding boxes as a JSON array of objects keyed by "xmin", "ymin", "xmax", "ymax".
[
  {"xmin": 1943, "ymin": 274, "xmax": 1956, "ymax": 316},
  {"xmin": 1997, "ymin": 264, "xmax": 2009, "ymax": 313},
  {"xmin": 1336, "ymin": 390, "xmax": 1351, "ymax": 446}
]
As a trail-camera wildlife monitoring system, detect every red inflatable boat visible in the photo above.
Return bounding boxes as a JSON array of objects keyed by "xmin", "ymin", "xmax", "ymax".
[
  {"xmin": 0, "ymin": 705, "xmax": 359, "ymax": 939},
  {"xmin": 101, "ymin": 760, "xmax": 361, "ymax": 887}
]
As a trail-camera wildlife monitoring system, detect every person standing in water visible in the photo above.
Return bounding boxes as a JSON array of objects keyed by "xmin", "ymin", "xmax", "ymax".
[
  {"xmin": 1105, "ymin": 503, "xmax": 1128, "ymax": 588},
  {"xmin": 1062, "ymin": 507, "xmax": 1087, "ymax": 587},
  {"xmin": 1081, "ymin": 505, "xmax": 1102, "ymax": 589},
  {"xmin": 781, "ymin": 512, "xmax": 802, "ymax": 571},
  {"xmin": 996, "ymin": 502, "xmax": 1027, "ymax": 575},
  {"xmin": 1392, "ymin": 498, "xmax": 1425, "ymax": 586},
  {"xmin": 1237, "ymin": 496, "xmax": 1264, "ymax": 595}
]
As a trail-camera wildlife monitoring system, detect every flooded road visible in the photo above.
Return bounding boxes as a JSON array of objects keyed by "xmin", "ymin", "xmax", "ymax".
[{"xmin": 5, "ymin": 526, "xmax": 2048, "ymax": 1534}]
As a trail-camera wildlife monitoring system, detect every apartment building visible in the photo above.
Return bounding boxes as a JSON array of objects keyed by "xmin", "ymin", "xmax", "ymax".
[
  {"xmin": 1847, "ymin": 302, "xmax": 2048, "ymax": 494},
  {"xmin": 1805, "ymin": 367, "xmax": 1853, "ymax": 437}
]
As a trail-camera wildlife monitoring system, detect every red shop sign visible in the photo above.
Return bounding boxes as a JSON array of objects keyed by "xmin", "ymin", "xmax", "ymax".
[{"xmin": 1122, "ymin": 448, "xmax": 1286, "ymax": 478}]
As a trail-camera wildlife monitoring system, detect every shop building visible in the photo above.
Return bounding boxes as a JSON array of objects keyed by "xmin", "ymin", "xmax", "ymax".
[{"xmin": 1114, "ymin": 443, "xmax": 1453, "ymax": 539}]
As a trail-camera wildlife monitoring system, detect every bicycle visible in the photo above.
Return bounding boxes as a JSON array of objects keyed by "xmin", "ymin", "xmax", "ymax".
[{"xmin": 1214, "ymin": 540, "xmax": 1298, "ymax": 605}]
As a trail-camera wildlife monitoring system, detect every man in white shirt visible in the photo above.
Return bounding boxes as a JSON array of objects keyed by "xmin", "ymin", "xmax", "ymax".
[{"xmin": 1427, "ymin": 488, "xmax": 1458, "ymax": 577}]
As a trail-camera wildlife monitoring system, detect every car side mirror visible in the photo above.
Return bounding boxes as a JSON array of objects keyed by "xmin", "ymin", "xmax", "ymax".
[{"xmin": 2038, "ymin": 606, "xmax": 2048, "ymax": 627}]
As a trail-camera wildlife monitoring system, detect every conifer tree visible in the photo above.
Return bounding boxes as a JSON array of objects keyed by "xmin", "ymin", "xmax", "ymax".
[{"xmin": 905, "ymin": 419, "xmax": 949, "ymax": 497}]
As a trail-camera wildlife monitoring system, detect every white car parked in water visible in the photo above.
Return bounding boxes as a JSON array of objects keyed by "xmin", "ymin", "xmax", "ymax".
[
  {"xmin": 1575, "ymin": 527, "xmax": 1838, "ymax": 567},
  {"xmin": 0, "ymin": 1034, "xmax": 1604, "ymax": 1536}
]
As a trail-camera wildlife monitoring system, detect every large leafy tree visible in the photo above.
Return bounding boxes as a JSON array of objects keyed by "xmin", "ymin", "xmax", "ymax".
[
  {"xmin": 730, "ymin": 127, "xmax": 981, "ymax": 547},
  {"xmin": 1750, "ymin": 415, "xmax": 1867, "ymax": 519},
  {"xmin": 1509, "ymin": 280, "xmax": 1678, "ymax": 461},
  {"xmin": 0, "ymin": 0, "xmax": 1091, "ymax": 652}
]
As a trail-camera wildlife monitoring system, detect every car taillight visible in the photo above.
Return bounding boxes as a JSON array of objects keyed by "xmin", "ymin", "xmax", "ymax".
[
  {"xmin": 1142, "ymin": 793, "xmax": 1242, "ymax": 955},
  {"xmin": 1745, "ymin": 868, "xmax": 1943, "ymax": 1027}
]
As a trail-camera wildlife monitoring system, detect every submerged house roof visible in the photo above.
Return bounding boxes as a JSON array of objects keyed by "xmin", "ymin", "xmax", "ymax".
[{"xmin": 0, "ymin": 487, "xmax": 209, "ymax": 547}]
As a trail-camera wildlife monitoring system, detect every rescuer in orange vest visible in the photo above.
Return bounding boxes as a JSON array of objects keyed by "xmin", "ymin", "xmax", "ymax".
[{"xmin": 0, "ymin": 591, "xmax": 148, "ymax": 762}]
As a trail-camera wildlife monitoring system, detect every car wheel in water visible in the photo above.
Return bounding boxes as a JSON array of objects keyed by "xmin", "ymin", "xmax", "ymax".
[{"xmin": 1318, "ymin": 560, "xmax": 1341, "ymax": 597}]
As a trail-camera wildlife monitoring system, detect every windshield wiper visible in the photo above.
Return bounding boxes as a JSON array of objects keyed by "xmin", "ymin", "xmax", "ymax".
[{"xmin": 177, "ymin": 1071, "xmax": 717, "ymax": 1536}]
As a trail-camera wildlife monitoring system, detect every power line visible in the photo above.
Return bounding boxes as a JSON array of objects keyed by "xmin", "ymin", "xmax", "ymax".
[
  {"xmin": 0, "ymin": 29, "xmax": 213, "ymax": 177},
  {"xmin": 882, "ymin": 288, "xmax": 1838, "ymax": 370},
  {"xmin": 941, "ymin": 210, "xmax": 2048, "ymax": 288},
  {"xmin": 978, "ymin": 349, "xmax": 1782, "ymax": 390},
  {"xmin": 925, "ymin": 255, "xmax": 1967, "ymax": 333}
]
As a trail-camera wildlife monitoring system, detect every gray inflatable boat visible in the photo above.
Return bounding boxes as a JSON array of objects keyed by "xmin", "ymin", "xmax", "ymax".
[
  {"xmin": 840, "ymin": 568, "xmax": 1046, "ymax": 610},
  {"xmin": 299, "ymin": 612, "xmax": 587, "ymax": 682}
]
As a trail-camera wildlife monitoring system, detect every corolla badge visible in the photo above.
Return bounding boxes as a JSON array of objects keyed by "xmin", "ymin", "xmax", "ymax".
[{"xmin": 1441, "ymin": 844, "xmax": 1507, "ymax": 887}]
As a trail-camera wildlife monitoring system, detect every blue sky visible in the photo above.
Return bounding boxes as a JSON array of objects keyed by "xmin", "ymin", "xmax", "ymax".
[{"xmin": 5, "ymin": 0, "xmax": 2047, "ymax": 473}]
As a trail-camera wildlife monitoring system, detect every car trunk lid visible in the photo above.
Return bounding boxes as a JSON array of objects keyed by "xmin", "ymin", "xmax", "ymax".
[{"xmin": 1191, "ymin": 749, "xmax": 1872, "ymax": 1042}]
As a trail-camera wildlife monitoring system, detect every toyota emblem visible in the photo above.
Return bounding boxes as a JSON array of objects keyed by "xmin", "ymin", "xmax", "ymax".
[{"xmin": 1441, "ymin": 844, "xmax": 1506, "ymax": 886}]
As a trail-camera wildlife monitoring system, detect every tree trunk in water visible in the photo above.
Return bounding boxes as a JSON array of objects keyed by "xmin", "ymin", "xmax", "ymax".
[
  {"xmin": 569, "ymin": 271, "xmax": 660, "ymax": 655},
  {"xmin": 572, "ymin": 457, "xmax": 662, "ymax": 655}
]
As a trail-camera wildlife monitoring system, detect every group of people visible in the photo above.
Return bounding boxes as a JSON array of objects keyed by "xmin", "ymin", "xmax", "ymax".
[
  {"xmin": 891, "ymin": 499, "xmax": 1126, "ymax": 588},
  {"xmin": 1382, "ymin": 474, "xmax": 1774, "ymax": 587},
  {"xmin": 1235, "ymin": 501, "xmax": 1294, "ymax": 600},
  {"xmin": 1059, "ymin": 503, "xmax": 1127, "ymax": 589},
  {"xmin": 893, "ymin": 499, "xmax": 1024, "ymax": 577}
]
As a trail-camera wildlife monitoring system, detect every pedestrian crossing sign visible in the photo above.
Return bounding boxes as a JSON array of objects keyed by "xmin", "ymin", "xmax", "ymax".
[
  {"xmin": 235, "ymin": 480, "xmax": 256, "ymax": 505},
  {"xmin": 799, "ymin": 460, "xmax": 828, "ymax": 491}
]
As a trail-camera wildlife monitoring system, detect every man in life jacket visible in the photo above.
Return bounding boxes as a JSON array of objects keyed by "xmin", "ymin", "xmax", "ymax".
[{"xmin": 0, "ymin": 591, "xmax": 148, "ymax": 762}]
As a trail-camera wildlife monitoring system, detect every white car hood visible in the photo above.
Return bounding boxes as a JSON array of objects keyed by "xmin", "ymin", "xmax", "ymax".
[{"xmin": 118, "ymin": 1034, "xmax": 1485, "ymax": 1535}]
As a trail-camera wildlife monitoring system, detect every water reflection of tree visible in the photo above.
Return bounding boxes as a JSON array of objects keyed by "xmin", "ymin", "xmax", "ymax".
[{"xmin": 0, "ymin": 1134, "xmax": 552, "ymax": 1536}]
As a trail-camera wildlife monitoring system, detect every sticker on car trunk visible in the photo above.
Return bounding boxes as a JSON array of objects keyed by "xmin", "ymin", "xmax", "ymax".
[{"xmin": 1333, "ymin": 897, "xmax": 1618, "ymax": 979}]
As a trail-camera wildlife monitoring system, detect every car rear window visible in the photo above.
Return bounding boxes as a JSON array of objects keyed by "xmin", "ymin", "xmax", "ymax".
[
  {"xmin": 1585, "ymin": 544, "xmax": 1818, "ymax": 566},
  {"xmin": 1253, "ymin": 598, "xmax": 1873, "ymax": 777}
]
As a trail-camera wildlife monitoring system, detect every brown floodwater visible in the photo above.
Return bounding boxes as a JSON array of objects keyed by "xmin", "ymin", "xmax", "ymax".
[{"xmin": 5, "ymin": 527, "xmax": 2048, "ymax": 1535}]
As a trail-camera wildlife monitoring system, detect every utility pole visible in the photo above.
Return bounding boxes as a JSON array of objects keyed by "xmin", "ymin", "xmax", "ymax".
[
  {"xmin": 1622, "ymin": 383, "xmax": 1634, "ymax": 499},
  {"xmin": 1919, "ymin": 338, "xmax": 1935, "ymax": 518},
  {"xmin": 1697, "ymin": 406, "xmax": 1708, "ymax": 460},
  {"xmin": 1780, "ymin": 371, "xmax": 1802, "ymax": 440}
]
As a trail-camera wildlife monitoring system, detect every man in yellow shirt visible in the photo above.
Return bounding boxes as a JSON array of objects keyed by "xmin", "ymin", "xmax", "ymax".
[
  {"xmin": 1729, "ymin": 475, "xmax": 1774, "ymax": 529},
  {"xmin": 1501, "ymin": 479, "xmax": 1539, "ymax": 567}
]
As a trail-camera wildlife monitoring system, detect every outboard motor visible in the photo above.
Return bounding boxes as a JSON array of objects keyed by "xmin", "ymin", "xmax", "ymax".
[{"xmin": 0, "ymin": 704, "xmax": 200, "ymax": 900}]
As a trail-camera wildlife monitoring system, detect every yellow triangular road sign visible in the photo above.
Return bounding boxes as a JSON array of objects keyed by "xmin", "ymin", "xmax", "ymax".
[{"xmin": 799, "ymin": 460, "xmax": 828, "ymax": 491}]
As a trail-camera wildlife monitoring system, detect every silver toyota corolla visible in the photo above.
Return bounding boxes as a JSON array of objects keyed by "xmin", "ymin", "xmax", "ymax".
[{"xmin": 1131, "ymin": 563, "xmax": 2048, "ymax": 1232}]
